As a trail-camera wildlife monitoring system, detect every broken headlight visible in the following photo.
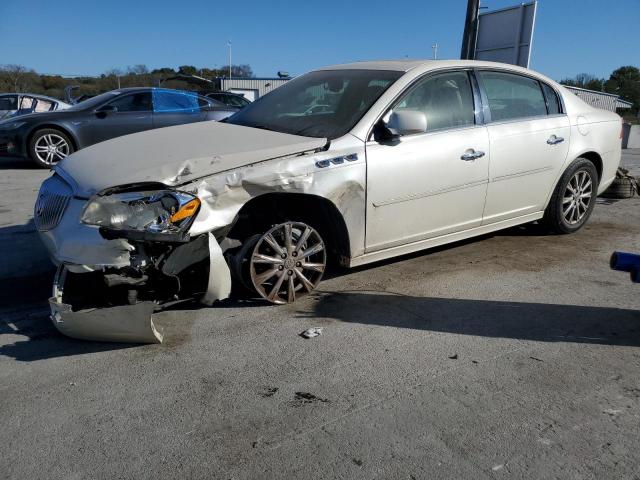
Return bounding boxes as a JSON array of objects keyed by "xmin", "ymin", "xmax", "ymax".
[{"xmin": 81, "ymin": 189, "xmax": 200, "ymax": 238}]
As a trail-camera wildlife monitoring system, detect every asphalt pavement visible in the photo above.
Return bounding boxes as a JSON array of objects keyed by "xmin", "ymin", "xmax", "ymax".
[{"xmin": 1, "ymin": 151, "xmax": 639, "ymax": 479}]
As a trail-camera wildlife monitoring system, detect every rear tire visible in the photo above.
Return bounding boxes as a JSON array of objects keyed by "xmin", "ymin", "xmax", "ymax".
[
  {"xmin": 542, "ymin": 158, "xmax": 598, "ymax": 234},
  {"xmin": 28, "ymin": 128, "xmax": 74, "ymax": 168}
]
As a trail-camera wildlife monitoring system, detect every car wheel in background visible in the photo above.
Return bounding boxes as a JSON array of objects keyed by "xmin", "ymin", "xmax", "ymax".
[
  {"xmin": 543, "ymin": 158, "xmax": 599, "ymax": 234},
  {"xmin": 247, "ymin": 221, "xmax": 327, "ymax": 304},
  {"xmin": 28, "ymin": 128, "xmax": 74, "ymax": 168}
]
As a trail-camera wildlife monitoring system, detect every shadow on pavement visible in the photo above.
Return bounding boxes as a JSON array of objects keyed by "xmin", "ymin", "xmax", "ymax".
[
  {"xmin": 0, "ymin": 156, "xmax": 36, "ymax": 169},
  {"xmin": 303, "ymin": 291, "xmax": 640, "ymax": 347}
]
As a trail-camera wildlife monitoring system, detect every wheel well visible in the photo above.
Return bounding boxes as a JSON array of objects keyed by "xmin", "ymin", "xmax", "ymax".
[
  {"xmin": 26, "ymin": 124, "xmax": 78, "ymax": 151},
  {"xmin": 228, "ymin": 192, "xmax": 351, "ymax": 265},
  {"xmin": 579, "ymin": 151, "xmax": 603, "ymax": 184}
]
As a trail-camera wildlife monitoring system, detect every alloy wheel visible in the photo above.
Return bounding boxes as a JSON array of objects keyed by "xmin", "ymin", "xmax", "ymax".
[
  {"xmin": 562, "ymin": 170, "xmax": 593, "ymax": 225},
  {"xmin": 34, "ymin": 133, "xmax": 70, "ymax": 165},
  {"xmin": 249, "ymin": 222, "xmax": 326, "ymax": 304}
]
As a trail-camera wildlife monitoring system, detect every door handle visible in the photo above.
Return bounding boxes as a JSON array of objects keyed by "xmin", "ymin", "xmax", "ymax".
[
  {"xmin": 460, "ymin": 150, "xmax": 485, "ymax": 161},
  {"xmin": 547, "ymin": 135, "xmax": 564, "ymax": 145}
]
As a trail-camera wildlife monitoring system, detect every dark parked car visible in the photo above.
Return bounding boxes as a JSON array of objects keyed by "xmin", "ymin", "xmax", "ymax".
[
  {"xmin": 0, "ymin": 93, "xmax": 71, "ymax": 120},
  {"xmin": 0, "ymin": 87, "xmax": 237, "ymax": 168},
  {"xmin": 205, "ymin": 91, "xmax": 251, "ymax": 108}
]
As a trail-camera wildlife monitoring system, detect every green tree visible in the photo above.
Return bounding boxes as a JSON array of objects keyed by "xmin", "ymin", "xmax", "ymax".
[
  {"xmin": 604, "ymin": 66, "xmax": 640, "ymax": 114},
  {"xmin": 177, "ymin": 65, "xmax": 197, "ymax": 76},
  {"xmin": 560, "ymin": 73, "xmax": 604, "ymax": 91}
]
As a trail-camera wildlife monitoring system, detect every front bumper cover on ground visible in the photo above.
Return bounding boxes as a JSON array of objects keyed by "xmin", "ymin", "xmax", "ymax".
[
  {"xmin": 49, "ymin": 266, "xmax": 164, "ymax": 343},
  {"xmin": 48, "ymin": 233, "xmax": 232, "ymax": 344}
]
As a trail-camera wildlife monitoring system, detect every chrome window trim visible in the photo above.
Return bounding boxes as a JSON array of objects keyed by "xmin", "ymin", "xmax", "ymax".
[{"xmin": 366, "ymin": 67, "xmax": 483, "ymax": 142}]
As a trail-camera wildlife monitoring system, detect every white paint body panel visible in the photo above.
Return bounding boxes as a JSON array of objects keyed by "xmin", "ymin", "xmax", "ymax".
[
  {"xmin": 366, "ymin": 125, "xmax": 490, "ymax": 251},
  {"xmin": 482, "ymin": 115, "xmax": 571, "ymax": 223}
]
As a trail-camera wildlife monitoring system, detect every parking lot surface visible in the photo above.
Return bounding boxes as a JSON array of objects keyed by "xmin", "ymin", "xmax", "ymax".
[{"xmin": 2, "ymin": 151, "xmax": 640, "ymax": 479}]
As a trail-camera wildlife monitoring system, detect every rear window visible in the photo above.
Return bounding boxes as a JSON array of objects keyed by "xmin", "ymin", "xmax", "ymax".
[{"xmin": 479, "ymin": 71, "xmax": 548, "ymax": 122}]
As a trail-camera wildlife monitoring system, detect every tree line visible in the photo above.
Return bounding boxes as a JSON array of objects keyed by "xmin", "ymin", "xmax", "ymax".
[{"xmin": 0, "ymin": 64, "xmax": 254, "ymax": 101}]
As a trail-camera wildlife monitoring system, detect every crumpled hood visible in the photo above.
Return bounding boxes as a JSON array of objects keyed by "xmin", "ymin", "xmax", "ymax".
[{"xmin": 57, "ymin": 121, "xmax": 327, "ymax": 197}]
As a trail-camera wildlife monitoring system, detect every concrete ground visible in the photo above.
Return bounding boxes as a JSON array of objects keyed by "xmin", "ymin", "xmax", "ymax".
[{"xmin": 1, "ymin": 151, "xmax": 640, "ymax": 479}]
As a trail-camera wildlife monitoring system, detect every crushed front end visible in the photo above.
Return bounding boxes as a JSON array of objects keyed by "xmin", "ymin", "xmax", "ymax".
[{"xmin": 36, "ymin": 172, "xmax": 231, "ymax": 343}]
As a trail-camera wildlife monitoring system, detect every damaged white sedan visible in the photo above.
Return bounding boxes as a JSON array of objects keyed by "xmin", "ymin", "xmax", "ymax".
[{"xmin": 35, "ymin": 60, "xmax": 622, "ymax": 343}]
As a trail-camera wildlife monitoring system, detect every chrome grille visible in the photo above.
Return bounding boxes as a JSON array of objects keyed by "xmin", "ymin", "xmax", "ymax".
[{"xmin": 34, "ymin": 175, "xmax": 72, "ymax": 232}]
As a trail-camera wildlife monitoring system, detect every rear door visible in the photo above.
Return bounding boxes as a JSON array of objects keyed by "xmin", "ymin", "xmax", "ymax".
[
  {"xmin": 152, "ymin": 90, "xmax": 205, "ymax": 129},
  {"xmin": 478, "ymin": 70, "xmax": 570, "ymax": 224}
]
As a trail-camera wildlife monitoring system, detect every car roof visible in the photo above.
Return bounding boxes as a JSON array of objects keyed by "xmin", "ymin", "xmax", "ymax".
[
  {"xmin": 317, "ymin": 59, "xmax": 545, "ymax": 76},
  {"xmin": 0, "ymin": 92, "xmax": 67, "ymax": 103},
  {"xmin": 316, "ymin": 59, "xmax": 559, "ymax": 88},
  {"xmin": 109, "ymin": 87, "xmax": 210, "ymax": 97}
]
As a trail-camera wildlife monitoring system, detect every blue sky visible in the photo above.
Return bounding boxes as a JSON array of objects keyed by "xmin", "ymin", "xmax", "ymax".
[{"xmin": 0, "ymin": 0, "xmax": 637, "ymax": 81}]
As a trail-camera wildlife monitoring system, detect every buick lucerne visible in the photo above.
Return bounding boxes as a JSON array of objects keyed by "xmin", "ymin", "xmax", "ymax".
[{"xmin": 35, "ymin": 60, "xmax": 622, "ymax": 342}]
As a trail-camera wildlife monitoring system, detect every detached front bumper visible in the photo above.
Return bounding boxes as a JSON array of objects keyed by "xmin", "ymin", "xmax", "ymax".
[
  {"xmin": 44, "ymin": 231, "xmax": 231, "ymax": 344},
  {"xmin": 50, "ymin": 266, "xmax": 163, "ymax": 343}
]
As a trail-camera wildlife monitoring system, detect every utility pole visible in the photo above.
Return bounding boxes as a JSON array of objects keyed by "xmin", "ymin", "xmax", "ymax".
[
  {"xmin": 460, "ymin": 0, "xmax": 480, "ymax": 60},
  {"xmin": 227, "ymin": 40, "xmax": 232, "ymax": 78},
  {"xmin": 432, "ymin": 42, "xmax": 438, "ymax": 60}
]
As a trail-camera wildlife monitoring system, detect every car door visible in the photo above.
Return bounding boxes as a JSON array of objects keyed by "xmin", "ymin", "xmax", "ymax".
[
  {"xmin": 152, "ymin": 90, "xmax": 205, "ymax": 129},
  {"xmin": 80, "ymin": 91, "xmax": 153, "ymax": 146},
  {"xmin": 477, "ymin": 70, "xmax": 571, "ymax": 224},
  {"xmin": 365, "ymin": 70, "xmax": 490, "ymax": 252}
]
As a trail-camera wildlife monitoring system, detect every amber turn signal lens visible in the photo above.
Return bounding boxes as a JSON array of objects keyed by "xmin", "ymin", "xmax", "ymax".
[{"xmin": 170, "ymin": 198, "xmax": 200, "ymax": 223}]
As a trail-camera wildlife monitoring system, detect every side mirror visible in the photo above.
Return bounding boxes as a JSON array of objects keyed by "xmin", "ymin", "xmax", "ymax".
[{"xmin": 387, "ymin": 110, "xmax": 427, "ymax": 136}]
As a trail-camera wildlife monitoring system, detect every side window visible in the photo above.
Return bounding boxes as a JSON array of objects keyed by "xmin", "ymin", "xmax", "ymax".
[
  {"xmin": 153, "ymin": 90, "xmax": 200, "ymax": 113},
  {"xmin": 226, "ymin": 95, "xmax": 245, "ymax": 107},
  {"xmin": 108, "ymin": 92, "xmax": 152, "ymax": 112},
  {"xmin": 393, "ymin": 71, "xmax": 475, "ymax": 132},
  {"xmin": 540, "ymin": 82, "xmax": 561, "ymax": 115},
  {"xmin": 34, "ymin": 99, "xmax": 54, "ymax": 112},
  {"xmin": 19, "ymin": 96, "xmax": 35, "ymax": 110},
  {"xmin": 478, "ymin": 71, "xmax": 547, "ymax": 121},
  {"xmin": 0, "ymin": 96, "xmax": 18, "ymax": 110}
]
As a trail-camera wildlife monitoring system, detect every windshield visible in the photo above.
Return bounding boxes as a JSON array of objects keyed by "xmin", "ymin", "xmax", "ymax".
[
  {"xmin": 226, "ymin": 69, "xmax": 402, "ymax": 139},
  {"xmin": 67, "ymin": 91, "xmax": 124, "ymax": 111}
]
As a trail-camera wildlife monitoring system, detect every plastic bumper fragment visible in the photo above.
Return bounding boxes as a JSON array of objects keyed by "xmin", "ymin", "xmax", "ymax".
[{"xmin": 49, "ymin": 266, "xmax": 163, "ymax": 344}]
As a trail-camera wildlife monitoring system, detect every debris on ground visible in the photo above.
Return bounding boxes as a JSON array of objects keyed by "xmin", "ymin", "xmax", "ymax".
[
  {"xmin": 300, "ymin": 327, "xmax": 323, "ymax": 339},
  {"xmin": 259, "ymin": 387, "xmax": 279, "ymax": 398},
  {"xmin": 601, "ymin": 167, "xmax": 638, "ymax": 199},
  {"xmin": 289, "ymin": 392, "xmax": 330, "ymax": 407},
  {"xmin": 448, "ymin": 354, "xmax": 458, "ymax": 360},
  {"xmin": 530, "ymin": 356, "xmax": 544, "ymax": 362}
]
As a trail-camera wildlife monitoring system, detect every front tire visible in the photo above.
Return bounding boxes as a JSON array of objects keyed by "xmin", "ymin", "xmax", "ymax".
[
  {"xmin": 543, "ymin": 158, "xmax": 598, "ymax": 234},
  {"xmin": 28, "ymin": 128, "xmax": 74, "ymax": 168}
]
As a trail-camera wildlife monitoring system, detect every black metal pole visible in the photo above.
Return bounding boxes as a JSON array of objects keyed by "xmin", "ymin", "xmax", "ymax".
[{"xmin": 460, "ymin": 0, "xmax": 480, "ymax": 60}]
